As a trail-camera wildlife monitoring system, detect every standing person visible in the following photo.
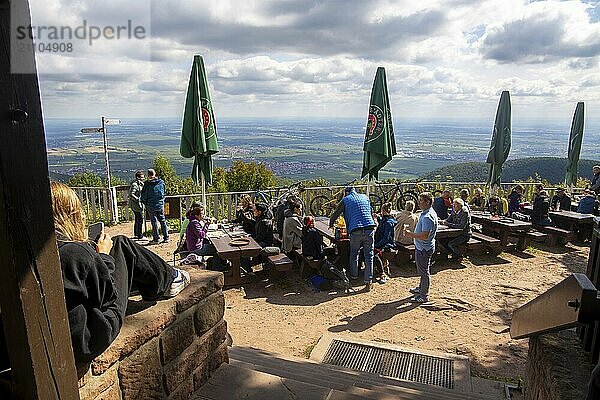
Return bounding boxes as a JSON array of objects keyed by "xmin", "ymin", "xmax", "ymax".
[
  {"xmin": 551, "ymin": 188, "xmax": 572, "ymax": 211},
  {"xmin": 439, "ymin": 199, "xmax": 471, "ymax": 261},
  {"xmin": 141, "ymin": 169, "xmax": 169, "ymax": 244},
  {"xmin": 532, "ymin": 184, "xmax": 544, "ymax": 202},
  {"xmin": 394, "ymin": 201, "xmax": 419, "ymax": 246},
  {"xmin": 374, "ymin": 202, "xmax": 397, "ymax": 250},
  {"xmin": 128, "ymin": 170, "xmax": 145, "ymax": 239},
  {"xmin": 591, "ymin": 166, "xmax": 600, "ymax": 195},
  {"xmin": 50, "ymin": 181, "xmax": 189, "ymax": 366},
  {"xmin": 507, "ymin": 185, "xmax": 524, "ymax": 215},
  {"xmin": 329, "ymin": 187, "xmax": 376, "ymax": 292},
  {"xmin": 402, "ymin": 192, "xmax": 438, "ymax": 303},
  {"xmin": 433, "ymin": 190, "xmax": 451, "ymax": 220}
]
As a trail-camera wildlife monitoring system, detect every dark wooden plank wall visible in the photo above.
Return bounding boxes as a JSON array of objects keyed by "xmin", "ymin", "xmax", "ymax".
[{"xmin": 0, "ymin": 0, "xmax": 79, "ymax": 398}]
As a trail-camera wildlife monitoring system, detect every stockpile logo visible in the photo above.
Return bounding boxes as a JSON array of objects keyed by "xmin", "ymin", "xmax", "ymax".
[{"xmin": 10, "ymin": 1, "xmax": 151, "ymax": 74}]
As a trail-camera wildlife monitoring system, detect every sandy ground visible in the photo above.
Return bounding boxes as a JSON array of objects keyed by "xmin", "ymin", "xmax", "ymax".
[{"xmin": 107, "ymin": 221, "xmax": 589, "ymax": 383}]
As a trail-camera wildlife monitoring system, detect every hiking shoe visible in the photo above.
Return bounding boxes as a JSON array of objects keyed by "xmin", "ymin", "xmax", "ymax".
[
  {"xmin": 363, "ymin": 282, "xmax": 372, "ymax": 292},
  {"xmin": 378, "ymin": 275, "xmax": 388, "ymax": 284},
  {"xmin": 147, "ymin": 240, "xmax": 159, "ymax": 245},
  {"xmin": 409, "ymin": 286, "xmax": 421, "ymax": 294},
  {"xmin": 410, "ymin": 295, "xmax": 428, "ymax": 303},
  {"xmin": 162, "ymin": 238, "xmax": 170, "ymax": 244},
  {"xmin": 166, "ymin": 268, "xmax": 190, "ymax": 297}
]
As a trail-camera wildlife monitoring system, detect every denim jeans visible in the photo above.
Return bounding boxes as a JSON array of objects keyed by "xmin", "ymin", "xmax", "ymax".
[
  {"xmin": 149, "ymin": 209, "xmax": 169, "ymax": 242},
  {"xmin": 349, "ymin": 228, "xmax": 374, "ymax": 283},
  {"xmin": 439, "ymin": 234, "xmax": 470, "ymax": 257},
  {"xmin": 133, "ymin": 210, "xmax": 143, "ymax": 238},
  {"xmin": 415, "ymin": 248, "xmax": 434, "ymax": 297}
]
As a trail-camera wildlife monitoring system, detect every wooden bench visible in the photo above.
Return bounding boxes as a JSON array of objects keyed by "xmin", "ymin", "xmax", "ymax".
[
  {"xmin": 266, "ymin": 253, "xmax": 294, "ymax": 273},
  {"xmin": 533, "ymin": 225, "xmax": 575, "ymax": 246},
  {"xmin": 457, "ymin": 237, "xmax": 484, "ymax": 254},
  {"xmin": 294, "ymin": 248, "xmax": 323, "ymax": 278},
  {"xmin": 512, "ymin": 230, "xmax": 548, "ymax": 251},
  {"xmin": 471, "ymin": 232, "xmax": 502, "ymax": 255},
  {"xmin": 395, "ymin": 243, "xmax": 414, "ymax": 265}
]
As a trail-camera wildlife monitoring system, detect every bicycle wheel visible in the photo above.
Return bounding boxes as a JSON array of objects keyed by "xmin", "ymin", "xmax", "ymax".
[
  {"xmin": 398, "ymin": 191, "xmax": 419, "ymax": 210},
  {"xmin": 369, "ymin": 193, "xmax": 382, "ymax": 213},
  {"xmin": 310, "ymin": 195, "xmax": 334, "ymax": 217}
]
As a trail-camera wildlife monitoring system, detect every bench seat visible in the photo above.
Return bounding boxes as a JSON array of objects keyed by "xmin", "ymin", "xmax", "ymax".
[
  {"xmin": 533, "ymin": 225, "xmax": 574, "ymax": 246},
  {"xmin": 267, "ymin": 253, "xmax": 294, "ymax": 272}
]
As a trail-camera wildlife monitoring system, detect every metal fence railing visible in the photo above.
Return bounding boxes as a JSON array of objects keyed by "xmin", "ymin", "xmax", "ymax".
[{"xmin": 73, "ymin": 181, "xmax": 585, "ymax": 224}]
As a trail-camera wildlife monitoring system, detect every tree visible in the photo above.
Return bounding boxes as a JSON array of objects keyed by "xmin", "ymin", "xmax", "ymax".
[
  {"xmin": 224, "ymin": 161, "xmax": 276, "ymax": 192},
  {"xmin": 67, "ymin": 171, "xmax": 104, "ymax": 187}
]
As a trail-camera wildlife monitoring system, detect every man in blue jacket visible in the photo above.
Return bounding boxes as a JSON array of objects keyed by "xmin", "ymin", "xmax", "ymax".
[
  {"xmin": 141, "ymin": 169, "xmax": 169, "ymax": 244},
  {"xmin": 329, "ymin": 187, "xmax": 376, "ymax": 292}
]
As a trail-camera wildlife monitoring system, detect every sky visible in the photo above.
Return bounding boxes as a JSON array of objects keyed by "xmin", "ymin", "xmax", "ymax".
[{"xmin": 27, "ymin": 0, "xmax": 600, "ymax": 122}]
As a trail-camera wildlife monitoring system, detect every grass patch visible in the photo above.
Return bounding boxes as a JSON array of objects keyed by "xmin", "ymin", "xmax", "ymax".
[{"xmin": 302, "ymin": 339, "xmax": 319, "ymax": 359}]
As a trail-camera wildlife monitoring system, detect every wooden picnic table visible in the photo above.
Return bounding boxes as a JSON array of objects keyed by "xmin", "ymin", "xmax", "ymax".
[
  {"xmin": 522, "ymin": 205, "xmax": 595, "ymax": 240},
  {"xmin": 436, "ymin": 224, "xmax": 463, "ymax": 239},
  {"xmin": 314, "ymin": 218, "xmax": 350, "ymax": 269},
  {"xmin": 471, "ymin": 211, "xmax": 532, "ymax": 247},
  {"xmin": 209, "ymin": 230, "xmax": 262, "ymax": 286}
]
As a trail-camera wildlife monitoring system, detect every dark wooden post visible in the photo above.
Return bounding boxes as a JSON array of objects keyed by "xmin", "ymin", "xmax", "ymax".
[{"xmin": 0, "ymin": 0, "xmax": 80, "ymax": 398}]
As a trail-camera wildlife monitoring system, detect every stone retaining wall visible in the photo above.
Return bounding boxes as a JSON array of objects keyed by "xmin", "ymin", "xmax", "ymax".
[
  {"xmin": 526, "ymin": 329, "xmax": 594, "ymax": 400},
  {"xmin": 77, "ymin": 269, "xmax": 228, "ymax": 400}
]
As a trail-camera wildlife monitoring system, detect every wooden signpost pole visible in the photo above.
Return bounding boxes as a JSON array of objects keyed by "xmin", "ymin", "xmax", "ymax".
[{"xmin": 0, "ymin": 0, "xmax": 80, "ymax": 398}]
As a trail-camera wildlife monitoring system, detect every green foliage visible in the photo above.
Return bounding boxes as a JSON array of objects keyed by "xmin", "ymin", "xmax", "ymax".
[
  {"xmin": 420, "ymin": 157, "xmax": 598, "ymax": 185},
  {"xmin": 107, "ymin": 175, "xmax": 127, "ymax": 187},
  {"xmin": 67, "ymin": 171, "xmax": 104, "ymax": 187},
  {"xmin": 301, "ymin": 178, "xmax": 330, "ymax": 188},
  {"xmin": 224, "ymin": 161, "xmax": 276, "ymax": 192},
  {"xmin": 152, "ymin": 154, "xmax": 201, "ymax": 195},
  {"xmin": 209, "ymin": 167, "xmax": 228, "ymax": 193}
]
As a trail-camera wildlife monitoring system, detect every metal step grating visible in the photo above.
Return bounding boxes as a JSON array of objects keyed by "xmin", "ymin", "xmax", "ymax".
[{"xmin": 321, "ymin": 339, "xmax": 454, "ymax": 389}]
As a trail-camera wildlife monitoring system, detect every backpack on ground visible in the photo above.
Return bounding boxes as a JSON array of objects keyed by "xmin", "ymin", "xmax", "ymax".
[{"xmin": 319, "ymin": 261, "xmax": 352, "ymax": 291}]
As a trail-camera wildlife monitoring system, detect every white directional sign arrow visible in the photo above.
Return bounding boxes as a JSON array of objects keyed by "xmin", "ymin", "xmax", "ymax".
[{"xmin": 104, "ymin": 119, "xmax": 121, "ymax": 125}]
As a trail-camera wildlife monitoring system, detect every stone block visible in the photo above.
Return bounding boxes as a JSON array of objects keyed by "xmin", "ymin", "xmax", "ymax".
[
  {"xmin": 92, "ymin": 303, "xmax": 177, "ymax": 375},
  {"xmin": 118, "ymin": 338, "xmax": 164, "ymax": 400},
  {"xmin": 94, "ymin": 382, "xmax": 122, "ymax": 400},
  {"xmin": 193, "ymin": 341, "xmax": 229, "ymax": 391},
  {"xmin": 175, "ymin": 270, "xmax": 224, "ymax": 313},
  {"xmin": 167, "ymin": 375, "xmax": 194, "ymax": 400},
  {"xmin": 79, "ymin": 365, "xmax": 119, "ymax": 400},
  {"xmin": 194, "ymin": 291, "xmax": 225, "ymax": 335},
  {"xmin": 160, "ymin": 310, "xmax": 195, "ymax": 365},
  {"xmin": 163, "ymin": 319, "xmax": 227, "ymax": 394}
]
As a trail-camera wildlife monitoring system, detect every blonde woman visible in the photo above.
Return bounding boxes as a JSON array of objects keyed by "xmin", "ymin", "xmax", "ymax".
[{"xmin": 50, "ymin": 181, "xmax": 189, "ymax": 366}]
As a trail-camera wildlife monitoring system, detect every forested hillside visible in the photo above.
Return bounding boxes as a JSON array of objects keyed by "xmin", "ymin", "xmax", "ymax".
[{"xmin": 420, "ymin": 157, "xmax": 598, "ymax": 184}]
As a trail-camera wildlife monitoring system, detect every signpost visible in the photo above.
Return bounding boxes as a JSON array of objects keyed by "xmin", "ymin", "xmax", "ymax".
[{"xmin": 80, "ymin": 117, "xmax": 121, "ymax": 223}]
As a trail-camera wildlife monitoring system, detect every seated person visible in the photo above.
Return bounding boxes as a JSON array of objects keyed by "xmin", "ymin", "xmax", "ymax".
[
  {"xmin": 232, "ymin": 194, "xmax": 255, "ymax": 234},
  {"xmin": 578, "ymin": 190, "xmax": 598, "ymax": 214},
  {"xmin": 433, "ymin": 190, "xmax": 452, "ymax": 220},
  {"xmin": 302, "ymin": 216, "xmax": 324, "ymax": 260},
  {"xmin": 551, "ymin": 188, "xmax": 572, "ymax": 211},
  {"xmin": 459, "ymin": 189, "xmax": 470, "ymax": 208},
  {"xmin": 374, "ymin": 202, "xmax": 397, "ymax": 250},
  {"xmin": 438, "ymin": 198, "xmax": 471, "ymax": 260},
  {"xmin": 532, "ymin": 183, "xmax": 544, "ymax": 202},
  {"xmin": 507, "ymin": 185, "xmax": 524, "ymax": 215},
  {"xmin": 282, "ymin": 200, "xmax": 303, "ymax": 254},
  {"xmin": 470, "ymin": 188, "xmax": 485, "ymax": 211},
  {"xmin": 50, "ymin": 181, "xmax": 189, "ymax": 369},
  {"xmin": 185, "ymin": 204, "xmax": 216, "ymax": 256},
  {"xmin": 532, "ymin": 190, "xmax": 553, "ymax": 226},
  {"xmin": 276, "ymin": 195, "xmax": 299, "ymax": 236},
  {"xmin": 486, "ymin": 196, "xmax": 504, "ymax": 216},
  {"xmin": 394, "ymin": 200, "xmax": 419, "ymax": 245},
  {"xmin": 249, "ymin": 203, "xmax": 280, "ymax": 268}
]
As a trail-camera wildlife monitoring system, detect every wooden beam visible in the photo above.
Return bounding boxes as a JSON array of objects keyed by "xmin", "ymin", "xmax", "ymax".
[{"xmin": 0, "ymin": 0, "xmax": 80, "ymax": 398}]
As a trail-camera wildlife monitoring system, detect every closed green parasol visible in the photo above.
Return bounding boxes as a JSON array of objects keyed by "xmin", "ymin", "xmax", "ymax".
[
  {"xmin": 486, "ymin": 91, "xmax": 511, "ymax": 191},
  {"xmin": 181, "ymin": 55, "xmax": 219, "ymax": 186},
  {"xmin": 362, "ymin": 67, "xmax": 396, "ymax": 180},
  {"xmin": 565, "ymin": 102, "xmax": 585, "ymax": 188}
]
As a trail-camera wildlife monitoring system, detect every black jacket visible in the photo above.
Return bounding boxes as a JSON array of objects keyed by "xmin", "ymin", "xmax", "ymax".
[
  {"xmin": 532, "ymin": 194, "xmax": 551, "ymax": 224},
  {"xmin": 233, "ymin": 207, "xmax": 255, "ymax": 235},
  {"xmin": 302, "ymin": 227, "xmax": 324, "ymax": 260},
  {"xmin": 253, "ymin": 210, "xmax": 274, "ymax": 247},
  {"xmin": 58, "ymin": 239, "xmax": 121, "ymax": 364}
]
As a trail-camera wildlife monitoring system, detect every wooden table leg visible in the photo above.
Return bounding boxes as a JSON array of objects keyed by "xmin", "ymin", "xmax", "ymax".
[
  {"xmin": 224, "ymin": 257, "xmax": 241, "ymax": 286},
  {"xmin": 499, "ymin": 229, "xmax": 510, "ymax": 247}
]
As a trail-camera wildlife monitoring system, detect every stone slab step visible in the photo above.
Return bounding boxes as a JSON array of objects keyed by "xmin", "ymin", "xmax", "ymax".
[
  {"xmin": 229, "ymin": 346, "xmax": 498, "ymax": 400},
  {"xmin": 191, "ymin": 363, "xmax": 490, "ymax": 400}
]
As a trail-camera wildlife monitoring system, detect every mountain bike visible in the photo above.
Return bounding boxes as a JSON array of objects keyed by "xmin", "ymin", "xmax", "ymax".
[
  {"xmin": 367, "ymin": 181, "xmax": 419, "ymax": 213},
  {"xmin": 252, "ymin": 181, "xmax": 306, "ymax": 211},
  {"xmin": 309, "ymin": 179, "xmax": 357, "ymax": 217}
]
